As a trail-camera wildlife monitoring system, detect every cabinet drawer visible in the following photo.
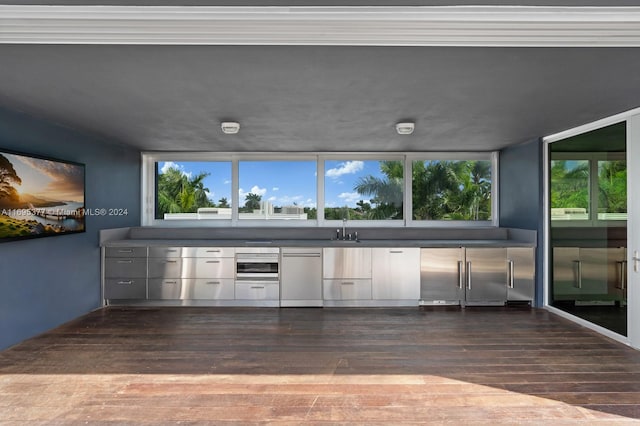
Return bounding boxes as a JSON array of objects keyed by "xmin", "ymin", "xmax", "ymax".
[
  {"xmin": 193, "ymin": 258, "xmax": 234, "ymax": 278},
  {"xmin": 148, "ymin": 278, "xmax": 183, "ymax": 299},
  {"xmin": 105, "ymin": 247, "xmax": 147, "ymax": 258},
  {"xmin": 104, "ymin": 258, "xmax": 147, "ymax": 278},
  {"xmin": 235, "ymin": 282, "xmax": 279, "ymax": 300},
  {"xmin": 104, "ymin": 278, "xmax": 147, "ymax": 299},
  {"xmin": 323, "ymin": 279, "xmax": 372, "ymax": 300},
  {"xmin": 147, "ymin": 257, "xmax": 234, "ymax": 279},
  {"xmin": 148, "ymin": 257, "xmax": 183, "ymax": 278},
  {"xmin": 148, "ymin": 247, "xmax": 234, "ymax": 258}
]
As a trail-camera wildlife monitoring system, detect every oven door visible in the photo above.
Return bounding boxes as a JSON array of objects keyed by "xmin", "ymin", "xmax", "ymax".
[{"xmin": 236, "ymin": 254, "xmax": 279, "ymax": 280}]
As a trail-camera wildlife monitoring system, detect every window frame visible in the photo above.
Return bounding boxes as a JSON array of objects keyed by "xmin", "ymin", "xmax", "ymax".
[{"xmin": 142, "ymin": 151, "xmax": 499, "ymax": 228}]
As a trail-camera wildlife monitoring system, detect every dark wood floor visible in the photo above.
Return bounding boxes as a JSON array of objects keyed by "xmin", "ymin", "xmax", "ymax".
[{"xmin": 1, "ymin": 306, "xmax": 640, "ymax": 424}]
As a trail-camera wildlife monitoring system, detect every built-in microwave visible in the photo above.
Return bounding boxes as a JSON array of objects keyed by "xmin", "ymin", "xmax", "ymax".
[{"xmin": 235, "ymin": 247, "xmax": 279, "ymax": 280}]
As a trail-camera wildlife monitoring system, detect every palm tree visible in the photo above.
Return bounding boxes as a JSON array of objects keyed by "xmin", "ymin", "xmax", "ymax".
[
  {"xmin": 412, "ymin": 160, "xmax": 458, "ymax": 220},
  {"xmin": 156, "ymin": 165, "xmax": 212, "ymax": 216},
  {"xmin": 354, "ymin": 160, "xmax": 403, "ymax": 219},
  {"xmin": 218, "ymin": 197, "xmax": 230, "ymax": 208},
  {"xmin": 244, "ymin": 193, "xmax": 261, "ymax": 211}
]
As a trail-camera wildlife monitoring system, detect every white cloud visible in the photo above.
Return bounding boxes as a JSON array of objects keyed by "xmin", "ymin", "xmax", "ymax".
[
  {"xmin": 160, "ymin": 161, "xmax": 178, "ymax": 174},
  {"xmin": 272, "ymin": 187, "xmax": 280, "ymax": 191},
  {"xmin": 160, "ymin": 162, "xmax": 191, "ymax": 178},
  {"xmin": 326, "ymin": 161, "xmax": 364, "ymax": 178},
  {"xmin": 338, "ymin": 192, "xmax": 362, "ymax": 204},
  {"xmin": 239, "ymin": 185, "xmax": 267, "ymax": 200},
  {"xmin": 268, "ymin": 196, "xmax": 277, "ymax": 202},
  {"xmin": 223, "ymin": 179, "xmax": 231, "ymax": 185}
]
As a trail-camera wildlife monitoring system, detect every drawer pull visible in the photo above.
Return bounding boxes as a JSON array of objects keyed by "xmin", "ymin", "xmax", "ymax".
[
  {"xmin": 163, "ymin": 260, "xmax": 177, "ymax": 264},
  {"xmin": 117, "ymin": 249, "xmax": 134, "ymax": 253},
  {"xmin": 206, "ymin": 281, "xmax": 221, "ymax": 285},
  {"xmin": 206, "ymin": 260, "xmax": 220, "ymax": 264},
  {"xmin": 250, "ymin": 286, "xmax": 265, "ymax": 289},
  {"xmin": 341, "ymin": 282, "xmax": 355, "ymax": 286},
  {"xmin": 117, "ymin": 280, "xmax": 133, "ymax": 285},
  {"xmin": 206, "ymin": 250, "xmax": 221, "ymax": 253},
  {"xmin": 164, "ymin": 281, "xmax": 178, "ymax": 284},
  {"xmin": 116, "ymin": 260, "xmax": 133, "ymax": 264},
  {"xmin": 165, "ymin": 249, "xmax": 178, "ymax": 253},
  {"xmin": 390, "ymin": 250, "xmax": 404, "ymax": 254}
]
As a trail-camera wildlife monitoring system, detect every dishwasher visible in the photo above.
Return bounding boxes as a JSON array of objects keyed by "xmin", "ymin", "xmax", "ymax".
[{"xmin": 280, "ymin": 247, "xmax": 323, "ymax": 307}]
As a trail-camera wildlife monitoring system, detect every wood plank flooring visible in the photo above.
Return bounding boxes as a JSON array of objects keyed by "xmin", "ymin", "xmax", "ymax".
[{"xmin": 1, "ymin": 306, "xmax": 640, "ymax": 424}]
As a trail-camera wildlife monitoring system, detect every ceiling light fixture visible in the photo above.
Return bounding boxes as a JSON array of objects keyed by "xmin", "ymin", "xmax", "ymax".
[
  {"xmin": 395, "ymin": 122, "xmax": 415, "ymax": 135},
  {"xmin": 221, "ymin": 121, "xmax": 240, "ymax": 134}
]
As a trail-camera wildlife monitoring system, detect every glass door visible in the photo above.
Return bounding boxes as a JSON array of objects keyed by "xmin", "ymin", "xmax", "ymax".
[
  {"xmin": 628, "ymin": 116, "xmax": 640, "ymax": 349},
  {"xmin": 548, "ymin": 122, "xmax": 628, "ymax": 337}
]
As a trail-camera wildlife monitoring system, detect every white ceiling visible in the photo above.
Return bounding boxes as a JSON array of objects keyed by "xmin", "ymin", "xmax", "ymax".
[{"xmin": 1, "ymin": 3, "xmax": 640, "ymax": 152}]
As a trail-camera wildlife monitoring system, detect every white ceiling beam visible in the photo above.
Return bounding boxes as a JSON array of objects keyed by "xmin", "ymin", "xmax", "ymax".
[{"xmin": 2, "ymin": 5, "xmax": 640, "ymax": 46}]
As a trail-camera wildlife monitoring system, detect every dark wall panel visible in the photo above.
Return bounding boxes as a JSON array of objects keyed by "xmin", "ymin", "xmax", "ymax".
[
  {"xmin": 499, "ymin": 138, "xmax": 544, "ymax": 306},
  {"xmin": 0, "ymin": 107, "xmax": 140, "ymax": 350}
]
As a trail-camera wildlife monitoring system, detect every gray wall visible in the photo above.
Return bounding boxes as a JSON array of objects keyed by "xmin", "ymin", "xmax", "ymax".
[
  {"xmin": 499, "ymin": 138, "xmax": 544, "ymax": 306},
  {"xmin": 0, "ymin": 107, "xmax": 140, "ymax": 350}
]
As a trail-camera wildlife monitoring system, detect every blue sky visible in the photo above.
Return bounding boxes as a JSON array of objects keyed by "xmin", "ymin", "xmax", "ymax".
[{"xmin": 158, "ymin": 160, "xmax": 386, "ymax": 208}]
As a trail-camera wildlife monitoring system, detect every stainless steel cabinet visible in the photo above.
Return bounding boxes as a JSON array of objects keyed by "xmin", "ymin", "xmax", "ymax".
[
  {"xmin": 323, "ymin": 247, "xmax": 371, "ymax": 279},
  {"xmin": 507, "ymin": 247, "xmax": 535, "ymax": 302},
  {"xmin": 420, "ymin": 247, "xmax": 535, "ymax": 306},
  {"xmin": 420, "ymin": 248, "xmax": 465, "ymax": 305},
  {"xmin": 372, "ymin": 248, "xmax": 420, "ymax": 300},
  {"xmin": 147, "ymin": 247, "xmax": 235, "ymax": 300},
  {"xmin": 323, "ymin": 247, "xmax": 372, "ymax": 303},
  {"xmin": 465, "ymin": 248, "xmax": 508, "ymax": 305},
  {"xmin": 235, "ymin": 281, "xmax": 280, "ymax": 300},
  {"xmin": 103, "ymin": 247, "xmax": 147, "ymax": 300},
  {"xmin": 281, "ymin": 248, "xmax": 323, "ymax": 307}
]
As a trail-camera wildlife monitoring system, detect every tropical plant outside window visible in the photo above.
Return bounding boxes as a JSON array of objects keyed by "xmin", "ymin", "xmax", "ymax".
[
  {"xmin": 598, "ymin": 160, "xmax": 627, "ymax": 220},
  {"xmin": 148, "ymin": 154, "xmax": 496, "ymax": 225},
  {"xmin": 550, "ymin": 160, "xmax": 590, "ymax": 221},
  {"xmin": 156, "ymin": 161, "xmax": 232, "ymax": 220},
  {"xmin": 324, "ymin": 160, "xmax": 403, "ymax": 220},
  {"xmin": 238, "ymin": 161, "xmax": 316, "ymax": 220},
  {"xmin": 412, "ymin": 160, "xmax": 492, "ymax": 221},
  {"xmin": 550, "ymin": 158, "xmax": 626, "ymax": 222}
]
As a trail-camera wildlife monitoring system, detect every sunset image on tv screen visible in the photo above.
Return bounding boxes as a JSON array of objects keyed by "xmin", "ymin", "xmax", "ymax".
[{"xmin": 0, "ymin": 150, "xmax": 85, "ymax": 241}]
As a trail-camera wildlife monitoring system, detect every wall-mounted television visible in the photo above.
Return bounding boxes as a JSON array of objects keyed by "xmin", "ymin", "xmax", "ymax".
[{"xmin": 0, "ymin": 149, "xmax": 85, "ymax": 243}]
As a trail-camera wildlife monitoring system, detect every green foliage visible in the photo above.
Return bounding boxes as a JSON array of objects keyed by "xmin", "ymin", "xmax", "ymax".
[
  {"xmin": 156, "ymin": 166, "xmax": 214, "ymax": 217},
  {"xmin": 242, "ymin": 193, "xmax": 262, "ymax": 212},
  {"xmin": 411, "ymin": 160, "xmax": 492, "ymax": 221},
  {"xmin": 598, "ymin": 160, "xmax": 626, "ymax": 214},
  {"xmin": 550, "ymin": 160, "xmax": 589, "ymax": 211}
]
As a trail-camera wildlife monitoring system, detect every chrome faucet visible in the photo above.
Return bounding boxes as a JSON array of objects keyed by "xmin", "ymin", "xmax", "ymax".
[{"xmin": 342, "ymin": 218, "xmax": 347, "ymax": 240}]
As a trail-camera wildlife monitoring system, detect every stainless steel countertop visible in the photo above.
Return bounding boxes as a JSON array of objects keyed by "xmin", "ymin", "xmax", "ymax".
[{"xmin": 102, "ymin": 238, "xmax": 535, "ymax": 248}]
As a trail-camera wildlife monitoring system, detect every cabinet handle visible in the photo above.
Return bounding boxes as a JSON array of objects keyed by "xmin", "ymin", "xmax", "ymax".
[
  {"xmin": 206, "ymin": 260, "xmax": 220, "ymax": 264},
  {"xmin": 457, "ymin": 261, "xmax": 463, "ymax": 289},
  {"xmin": 206, "ymin": 249, "xmax": 221, "ymax": 253},
  {"xmin": 206, "ymin": 281, "xmax": 221, "ymax": 285},
  {"xmin": 617, "ymin": 260, "xmax": 627, "ymax": 290},
  {"xmin": 165, "ymin": 249, "xmax": 178, "ymax": 253},
  {"xmin": 466, "ymin": 262, "xmax": 472, "ymax": 290},
  {"xmin": 164, "ymin": 260, "xmax": 177, "ymax": 264},
  {"xmin": 164, "ymin": 281, "xmax": 178, "ymax": 284},
  {"xmin": 390, "ymin": 250, "xmax": 404, "ymax": 254},
  {"xmin": 117, "ymin": 280, "xmax": 133, "ymax": 285},
  {"xmin": 282, "ymin": 253, "xmax": 321, "ymax": 257},
  {"xmin": 117, "ymin": 249, "xmax": 134, "ymax": 253},
  {"xmin": 251, "ymin": 286, "xmax": 265, "ymax": 289},
  {"xmin": 341, "ymin": 282, "xmax": 355, "ymax": 286},
  {"xmin": 508, "ymin": 260, "xmax": 515, "ymax": 289},
  {"xmin": 116, "ymin": 260, "xmax": 133, "ymax": 264},
  {"xmin": 573, "ymin": 260, "xmax": 582, "ymax": 289}
]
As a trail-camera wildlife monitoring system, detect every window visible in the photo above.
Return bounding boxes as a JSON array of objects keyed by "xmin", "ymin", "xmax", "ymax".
[
  {"xmin": 549, "ymin": 159, "xmax": 590, "ymax": 221},
  {"xmin": 549, "ymin": 156, "xmax": 627, "ymax": 224},
  {"xmin": 324, "ymin": 160, "xmax": 403, "ymax": 221},
  {"xmin": 411, "ymin": 159, "xmax": 493, "ymax": 221},
  {"xmin": 155, "ymin": 161, "xmax": 231, "ymax": 220},
  {"xmin": 598, "ymin": 160, "xmax": 627, "ymax": 220},
  {"xmin": 238, "ymin": 160, "xmax": 316, "ymax": 220},
  {"xmin": 143, "ymin": 152, "xmax": 498, "ymax": 227}
]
